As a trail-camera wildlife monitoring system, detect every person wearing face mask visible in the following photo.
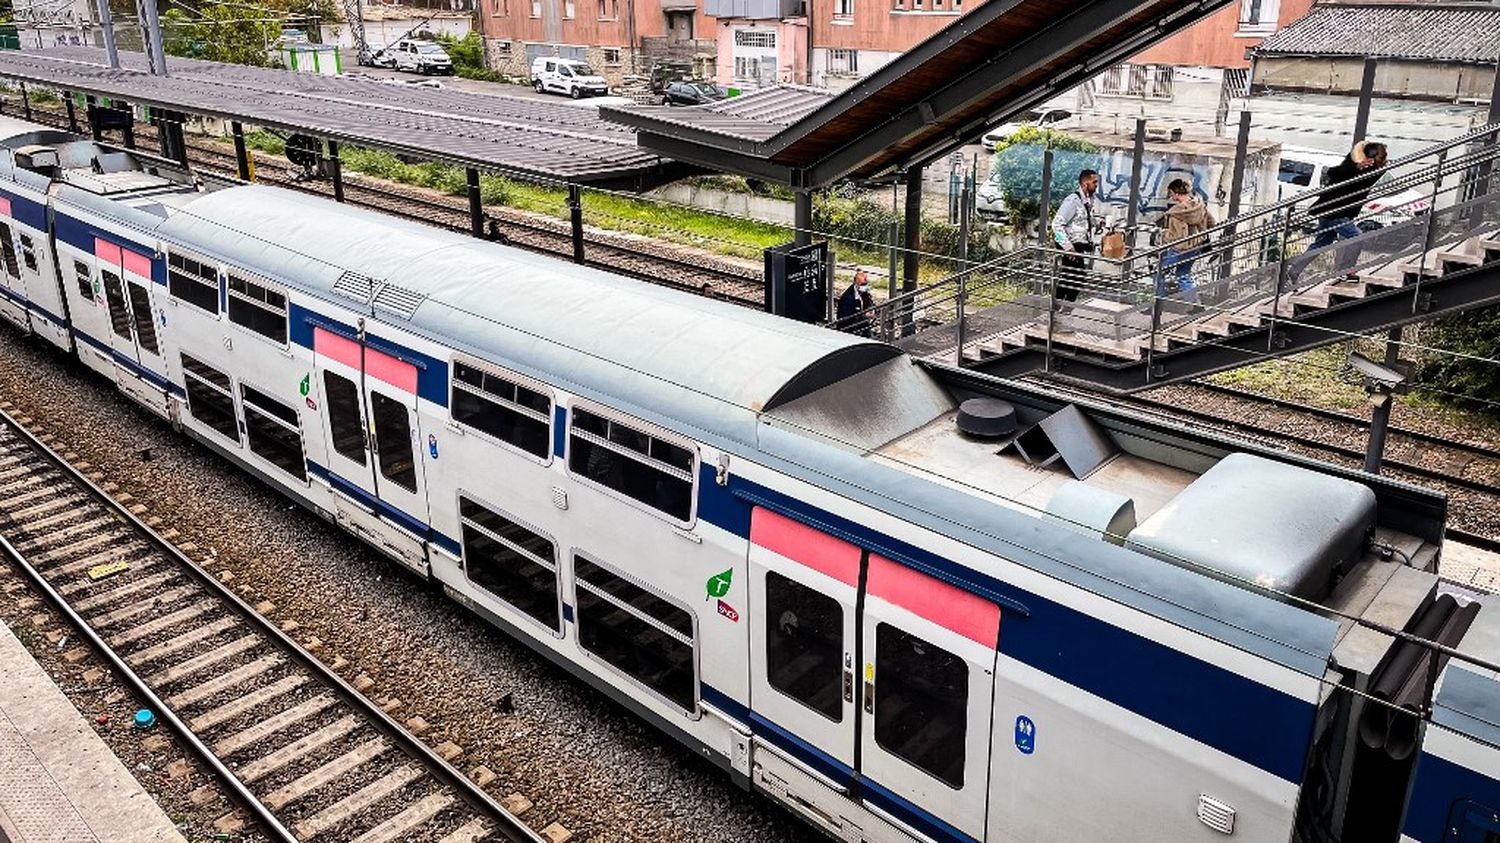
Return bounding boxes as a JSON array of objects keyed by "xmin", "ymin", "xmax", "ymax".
[{"xmin": 836, "ymin": 270, "xmax": 876, "ymax": 336}]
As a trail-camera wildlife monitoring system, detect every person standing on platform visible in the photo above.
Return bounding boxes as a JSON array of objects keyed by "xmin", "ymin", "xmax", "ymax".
[
  {"xmin": 1051, "ymin": 169, "xmax": 1103, "ymax": 304},
  {"xmin": 836, "ymin": 270, "xmax": 876, "ymax": 337}
]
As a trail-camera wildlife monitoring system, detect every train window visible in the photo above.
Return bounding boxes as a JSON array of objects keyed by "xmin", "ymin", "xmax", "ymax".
[
  {"xmin": 573, "ymin": 554, "xmax": 697, "ymax": 713},
  {"xmin": 369, "ymin": 392, "xmax": 417, "ymax": 492},
  {"xmin": 226, "ymin": 272, "xmax": 287, "ymax": 344},
  {"xmin": 459, "ymin": 496, "xmax": 559, "ymax": 633},
  {"xmin": 181, "ymin": 354, "xmax": 239, "ymax": 443},
  {"xmin": 766, "ymin": 571, "xmax": 844, "ymax": 721},
  {"xmin": 73, "ymin": 260, "xmax": 92, "ymax": 302},
  {"xmin": 450, "ymin": 361, "xmax": 550, "ymax": 458},
  {"xmin": 322, "ymin": 371, "xmax": 366, "ymax": 466},
  {"xmin": 127, "ymin": 282, "xmax": 159, "ymax": 354},
  {"xmin": 18, "ymin": 234, "xmax": 36, "ymax": 273},
  {"xmin": 568, "ymin": 408, "xmax": 694, "ymax": 523},
  {"xmin": 0, "ymin": 223, "xmax": 17, "ymax": 279},
  {"xmin": 101, "ymin": 270, "xmax": 132, "ymax": 342},
  {"xmin": 873, "ymin": 623, "xmax": 968, "ymax": 788},
  {"xmin": 167, "ymin": 252, "xmax": 219, "ymax": 314},
  {"xmin": 240, "ymin": 384, "xmax": 307, "ymax": 482}
]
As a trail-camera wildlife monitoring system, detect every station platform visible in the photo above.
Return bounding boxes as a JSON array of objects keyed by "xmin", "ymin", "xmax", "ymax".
[
  {"xmin": 0, "ymin": 621, "xmax": 186, "ymax": 843},
  {"xmin": 1443, "ymin": 539, "xmax": 1500, "ymax": 594}
]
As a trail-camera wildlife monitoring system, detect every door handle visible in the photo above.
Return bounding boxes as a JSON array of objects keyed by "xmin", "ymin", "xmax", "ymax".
[
  {"xmin": 863, "ymin": 680, "xmax": 874, "ymax": 714},
  {"xmin": 843, "ymin": 669, "xmax": 854, "ymax": 703}
]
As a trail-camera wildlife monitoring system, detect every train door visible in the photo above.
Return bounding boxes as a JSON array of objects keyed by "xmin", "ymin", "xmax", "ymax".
[
  {"xmin": 0, "ymin": 200, "xmax": 24, "ymax": 327},
  {"xmin": 95, "ymin": 239, "xmax": 167, "ymax": 377},
  {"xmin": 748, "ymin": 507, "xmax": 860, "ymax": 777},
  {"xmin": 858, "ymin": 553, "xmax": 999, "ymax": 842},
  {"xmin": 312, "ymin": 326, "xmax": 432, "ymax": 573}
]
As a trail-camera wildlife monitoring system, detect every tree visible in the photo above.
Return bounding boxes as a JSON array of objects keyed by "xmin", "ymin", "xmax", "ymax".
[
  {"xmin": 1417, "ymin": 305, "xmax": 1500, "ymax": 419},
  {"xmin": 162, "ymin": 3, "xmax": 281, "ymax": 66},
  {"xmin": 989, "ymin": 127, "xmax": 1099, "ymax": 227}
]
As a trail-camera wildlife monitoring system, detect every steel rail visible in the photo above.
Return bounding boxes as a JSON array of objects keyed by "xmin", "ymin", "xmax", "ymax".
[{"xmin": 0, "ymin": 406, "xmax": 544, "ymax": 843}]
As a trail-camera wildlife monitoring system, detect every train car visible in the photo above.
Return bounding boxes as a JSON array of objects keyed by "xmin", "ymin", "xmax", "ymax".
[{"xmin": 0, "ymin": 113, "xmax": 1496, "ymax": 843}]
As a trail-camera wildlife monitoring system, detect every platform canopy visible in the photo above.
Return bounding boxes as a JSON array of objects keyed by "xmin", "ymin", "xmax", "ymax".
[
  {"xmin": 0, "ymin": 47, "xmax": 693, "ymax": 189},
  {"xmin": 604, "ymin": 0, "xmax": 1239, "ymax": 188}
]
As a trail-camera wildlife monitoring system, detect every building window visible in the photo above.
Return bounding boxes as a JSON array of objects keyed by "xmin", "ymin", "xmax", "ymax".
[
  {"xmin": 603, "ymin": 47, "xmax": 620, "ymax": 63},
  {"xmin": 495, "ymin": 40, "xmax": 513, "ymax": 54},
  {"xmin": 874, "ymin": 623, "xmax": 968, "ymax": 788},
  {"xmin": 460, "ymin": 497, "xmax": 560, "ymax": 633},
  {"xmin": 598, "ymin": 0, "xmax": 617, "ymax": 17},
  {"xmin": 168, "ymin": 252, "xmax": 219, "ymax": 314},
  {"xmin": 182, "ymin": 354, "xmax": 239, "ymax": 443},
  {"xmin": 833, "ymin": 0, "xmax": 851, "ymax": 17},
  {"xmin": 574, "ymin": 554, "xmax": 697, "ymax": 713},
  {"xmin": 568, "ymin": 407, "xmax": 695, "ymax": 522},
  {"xmin": 530, "ymin": 0, "xmax": 540, "ymax": 17},
  {"xmin": 733, "ymin": 29, "xmax": 775, "ymax": 48},
  {"xmin": 828, "ymin": 48, "xmax": 857, "ymax": 75},
  {"xmin": 240, "ymin": 384, "xmax": 306, "ymax": 482},
  {"xmin": 1238, "ymin": 0, "xmax": 1280, "ymax": 34},
  {"xmin": 734, "ymin": 57, "xmax": 761, "ymax": 81},
  {"xmin": 1098, "ymin": 63, "xmax": 1173, "ymax": 100},
  {"xmin": 766, "ymin": 572, "xmax": 844, "ymax": 721},
  {"xmin": 495, "ymin": 0, "xmax": 507, "ymax": 14},
  {"xmin": 73, "ymin": 260, "xmax": 92, "ymax": 303},
  {"xmin": 564, "ymin": 0, "xmax": 575, "ymax": 17},
  {"xmin": 227, "ymin": 272, "xmax": 287, "ymax": 344},
  {"xmin": 450, "ymin": 360, "xmax": 551, "ymax": 459}
]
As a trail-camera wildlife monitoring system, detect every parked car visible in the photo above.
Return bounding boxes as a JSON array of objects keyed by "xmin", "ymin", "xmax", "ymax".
[
  {"xmin": 662, "ymin": 80, "xmax": 725, "ymax": 107},
  {"xmin": 361, "ymin": 45, "xmax": 397, "ymax": 69},
  {"xmin": 1277, "ymin": 145, "xmax": 1430, "ymax": 230},
  {"xmin": 980, "ymin": 108, "xmax": 1074, "ymax": 149},
  {"xmin": 531, "ymin": 57, "xmax": 610, "ymax": 99},
  {"xmin": 391, "ymin": 39, "xmax": 453, "ymax": 75}
]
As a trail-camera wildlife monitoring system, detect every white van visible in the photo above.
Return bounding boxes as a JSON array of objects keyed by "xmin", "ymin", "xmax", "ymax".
[
  {"xmin": 1277, "ymin": 145, "xmax": 1430, "ymax": 228},
  {"xmin": 531, "ymin": 57, "xmax": 609, "ymax": 99},
  {"xmin": 389, "ymin": 39, "xmax": 453, "ymax": 75}
]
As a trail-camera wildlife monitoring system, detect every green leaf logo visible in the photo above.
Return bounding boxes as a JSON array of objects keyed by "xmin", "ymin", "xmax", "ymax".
[
  {"xmin": 299, "ymin": 374, "xmax": 311, "ymax": 396},
  {"xmin": 705, "ymin": 568, "xmax": 733, "ymax": 600}
]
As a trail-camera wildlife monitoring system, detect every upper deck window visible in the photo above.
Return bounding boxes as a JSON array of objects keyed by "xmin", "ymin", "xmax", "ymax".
[
  {"xmin": 568, "ymin": 407, "xmax": 695, "ymax": 523},
  {"xmin": 227, "ymin": 272, "xmax": 287, "ymax": 344}
]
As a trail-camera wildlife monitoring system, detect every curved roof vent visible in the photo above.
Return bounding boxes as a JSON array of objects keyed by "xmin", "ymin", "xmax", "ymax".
[{"xmin": 956, "ymin": 397, "xmax": 1017, "ymax": 438}]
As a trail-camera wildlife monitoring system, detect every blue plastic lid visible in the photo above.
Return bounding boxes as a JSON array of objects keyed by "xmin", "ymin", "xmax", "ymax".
[{"xmin": 133, "ymin": 709, "xmax": 156, "ymax": 729}]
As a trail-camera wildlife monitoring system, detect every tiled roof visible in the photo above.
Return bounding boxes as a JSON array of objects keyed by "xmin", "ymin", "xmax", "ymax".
[{"xmin": 1254, "ymin": 3, "xmax": 1500, "ymax": 63}]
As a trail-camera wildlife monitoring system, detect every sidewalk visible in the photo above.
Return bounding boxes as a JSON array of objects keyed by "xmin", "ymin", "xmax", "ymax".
[{"xmin": 0, "ymin": 621, "xmax": 186, "ymax": 843}]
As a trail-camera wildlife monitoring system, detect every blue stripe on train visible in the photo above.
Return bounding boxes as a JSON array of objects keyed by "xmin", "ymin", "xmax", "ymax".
[
  {"xmin": 1403, "ymin": 746, "xmax": 1500, "ymax": 843},
  {"xmin": 288, "ymin": 303, "xmax": 449, "ymax": 408},
  {"xmin": 305, "ymin": 460, "xmax": 457, "ymax": 553},
  {"xmin": 0, "ymin": 188, "xmax": 49, "ymax": 232},
  {"xmin": 72, "ymin": 328, "xmax": 186, "ymax": 399},
  {"xmin": 699, "ymin": 470, "xmax": 1316, "ymax": 786}
]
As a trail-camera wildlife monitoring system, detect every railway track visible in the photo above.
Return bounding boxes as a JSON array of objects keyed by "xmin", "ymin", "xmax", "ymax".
[{"xmin": 0, "ymin": 406, "xmax": 540, "ymax": 843}]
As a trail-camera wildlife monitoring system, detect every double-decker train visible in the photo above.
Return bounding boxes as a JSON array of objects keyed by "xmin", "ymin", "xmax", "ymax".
[{"xmin": 0, "ymin": 111, "xmax": 1494, "ymax": 843}]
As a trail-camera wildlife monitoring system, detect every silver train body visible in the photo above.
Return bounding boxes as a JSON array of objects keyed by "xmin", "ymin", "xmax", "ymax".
[{"xmin": 0, "ymin": 114, "xmax": 1495, "ymax": 843}]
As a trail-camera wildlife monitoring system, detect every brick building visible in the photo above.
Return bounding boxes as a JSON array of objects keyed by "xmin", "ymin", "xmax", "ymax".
[{"xmin": 478, "ymin": 0, "xmax": 716, "ymax": 83}]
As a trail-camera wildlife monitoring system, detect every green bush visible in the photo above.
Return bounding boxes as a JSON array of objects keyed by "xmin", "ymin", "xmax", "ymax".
[
  {"xmin": 1417, "ymin": 305, "xmax": 1500, "ymax": 418},
  {"xmin": 990, "ymin": 127, "xmax": 1099, "ymax": 225},
  {"xmin": 437, "ymin": 33, "xmax": 508, "ymax": 83}
]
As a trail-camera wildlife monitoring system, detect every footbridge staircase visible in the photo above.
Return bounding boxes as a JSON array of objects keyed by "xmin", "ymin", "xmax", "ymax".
[{"xmin": 868, "ymin": 125, "xmax": 1500, "ymax": 393}]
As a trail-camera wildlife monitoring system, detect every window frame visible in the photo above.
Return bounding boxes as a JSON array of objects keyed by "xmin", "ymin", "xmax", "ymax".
[
  {"xmin": 0, "ymin": 222, "xmax": 19, "ymax": 279},
  {"xmin": 181, "ymin": 352, "xmax": 241, "ymax": 445},
  {"xmin": 872, "ymin": 621, "xmax": 971, "ymax": 790},
  {"xmin": 17, "ymin": 233, "xmax": 37, "ymax": 273},
  {"xmin": 239, "ymin": 379, "xmax": 309, "ymax": 484},
  {"xmin": 165, "ymin": 246, "xmax": 222, "ymax": 317},
  {"xmin": 449, "ymin": 355, "xmax": 554, "ymax": 465},
  {"xmin": 225, "ymin": 267, "xmax": 289, "ymax": 347},
  {"xmin": 764, "ymin": 569, "xmax": 846, "ymax": 723},
  {"xmin": 73, "ymin": 259, "xmax": 93, "ymax": 303},
  {"xmin": 565, "ymin": 401, "xmax": 698, "ymax": 528},
  {"xmin": 571, "ymin": 550, "xmax": 701, "ymax": 717},
  {"xmin": 457, "ymin": 492, "xmax": 563, "ymax": 637}
]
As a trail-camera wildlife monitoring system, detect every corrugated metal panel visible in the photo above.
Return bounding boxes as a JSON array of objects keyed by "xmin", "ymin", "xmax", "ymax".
[
  {"xmin": 1254, "ymin": 4, "xmax": 1500, "ymax": 62},
  {"xmin": 603, "ymin": 85, "xmax": 834, "ymax": 141},
  {"xmin": 0, "ymin": 47, "xmax": 669, "ymax": 182}
]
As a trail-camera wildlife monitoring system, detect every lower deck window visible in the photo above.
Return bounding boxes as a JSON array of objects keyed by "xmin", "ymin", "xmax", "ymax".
[
  {"xmin": 182, "ymin": 354, "xmax": 239, "ymax": 443},
  {"xmin": 18, "ymin": 234, "xmax": 36, "ymax": 273},
  {"xmin": 873, "ymin": 623, "xmax": 968, "ymax": 788},
  {"xmin": 240, "ymin": 384, "xmax": 306, "ymax": 482},
  {"xmin": 574, "ymin": 555, "xmax": 697, "ymax": 712},
  {"xmin": 0, "ymin": 223, "xmax": 17, "ymax": 278},
  {"xmin": 102, "ymin": 270, "xmax": 131, "ymax": 341},
  {"xmin": 74, "ymin": 260, "xmax": 92, "ymax": 302},
  {"xmin": 459, "ymin": 497, "xmax": 559, "ymax": 632},
  {"xmin": 127, "ymin": 281, "xmax": 159, "ymax": 354}
]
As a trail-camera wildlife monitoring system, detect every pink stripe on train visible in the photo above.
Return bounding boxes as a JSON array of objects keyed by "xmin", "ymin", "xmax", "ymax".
[
  {"xmin": 750, "ymin": 507, "xmax": 861, "ymax": 588},
  {"xmin": 94, "ymin": 237, "xmax": 122, "ymax": 266},
  {"xmin": 0, "ymin": 197, "xmax": 11, "ymax": 217},
  {"xmin": 313, "ymin": 327, "xmax": 362, "ymax": 371},
  {"xmin": 867, "ymin": 554, "xmax": 1000, "ymax": 647},
  {"xmin": 121, "ymin": 248, "xmax": 152, "ymax": 280},
  {"xmin": 364, "ymin": 347, "xmax": 417, "ymax": 394}
]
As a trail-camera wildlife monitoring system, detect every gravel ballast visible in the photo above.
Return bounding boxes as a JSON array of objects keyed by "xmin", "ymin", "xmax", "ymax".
[{"xmin": 0, "ymin": 329, "xmax": 819, "ymax": 843}]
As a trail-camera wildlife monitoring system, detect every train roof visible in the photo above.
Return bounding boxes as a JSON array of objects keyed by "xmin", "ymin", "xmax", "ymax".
[{"xmin": 154, "ymin": 185, "xmax": 900, "ymax": 445}]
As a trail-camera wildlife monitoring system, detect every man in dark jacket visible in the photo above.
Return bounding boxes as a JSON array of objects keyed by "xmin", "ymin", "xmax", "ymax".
[
  {"xmin": 1288, "ymin": 140, "xmax": 1388, "ymax": 284},
  {"xmin": 835, "ymin": 270, "xmax": 875, "ymax": 336}
]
